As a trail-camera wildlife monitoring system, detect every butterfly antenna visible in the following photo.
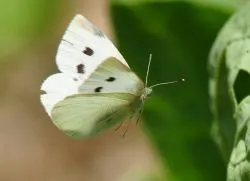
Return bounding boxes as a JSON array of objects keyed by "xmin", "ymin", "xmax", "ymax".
[
  {"xmin": 145, "ymin": 53, "xmax": 152, "ymax": 86},
  {"xmin": 149, "ymin": 78, "xmax": 185, "ymax": 89}
]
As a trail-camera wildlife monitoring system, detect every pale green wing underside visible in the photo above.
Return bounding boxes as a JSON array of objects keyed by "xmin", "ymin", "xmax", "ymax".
[
  {"xmin": 51, "ymin": 92, "xmax": 140, "ymax": 138},
  {"xmin": 79, "ymin": 57, "xmax": 144, "ymax": 96}
]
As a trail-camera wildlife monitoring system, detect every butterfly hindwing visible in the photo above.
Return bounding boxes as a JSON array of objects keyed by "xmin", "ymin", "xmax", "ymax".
[
  {"xmin": 51, "ymin": 93, "xmax": 139, "ymax": 138},
  {"xmin": 41, "ymin": 73, "xmax": 82, "ymax": 116}
]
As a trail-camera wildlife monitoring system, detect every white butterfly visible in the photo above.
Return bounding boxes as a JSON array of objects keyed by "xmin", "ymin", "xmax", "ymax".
[{"xmin": 40, "ymin": 14, "xmax": 183, "ymax": 138}]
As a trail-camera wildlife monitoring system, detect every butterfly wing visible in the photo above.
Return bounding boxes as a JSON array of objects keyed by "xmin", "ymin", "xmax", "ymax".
[
  {"xmin": 41, "ymin": 14, "xmax": 138, "ymax": 109},
  {"xmin": 50, "ymin": 93, "xmax": 139, "ymax": 138},
  {"xmin": 41, "ymin": 57, "xmax": 144, "ymax": 137},
  {"xmin": 79, "ymin": 57, "xmax": 144, "ymax": 96},
  {"xmin": 56, "ymin": 14, "xmax": 129, "ymax": 82},
  {"xmin": 40, "ymin": 15, "xmax": 144, "ymax": 138}
]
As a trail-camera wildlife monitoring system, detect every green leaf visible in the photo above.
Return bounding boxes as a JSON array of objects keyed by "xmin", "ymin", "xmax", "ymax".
[
  {"xmin": 209, "ymin": 2, "xmax": 250, "ymax": 181},
  {"xmin": 111, "ymin": 0, "xmax": 242, "ymax": 180}
]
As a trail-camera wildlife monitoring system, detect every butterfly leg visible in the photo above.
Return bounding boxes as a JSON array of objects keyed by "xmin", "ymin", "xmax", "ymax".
[
  {"xmin": 114, "ymin": 122, "xmax": 124, "ymax": 132},
  {"xmin": 114, "ymin": 115, "xmax": 135, "ymax": 138},
  {"xmin": 114, "ymin": 115, "xmax": 133, "ymax": 132},
  {"xmin": 136, "ymin": 106, "xmax": 144, "ymax": 126},
  {"xmin": 136, "ymin": 116, "xmax": 141, "ymax": 125},
  {"xmin": 122, "ymin": 119, "xmax": 132, "ymax": 137}
]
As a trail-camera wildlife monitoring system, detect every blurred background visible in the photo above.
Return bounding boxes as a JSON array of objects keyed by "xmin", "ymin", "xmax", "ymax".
[
  {"xmin": 0, "ymin": 1, "xmax": 160, "ymax": 181},
  {"xmin": 0, "ymin": 0, "xmax": 248, "ymax": 181}
]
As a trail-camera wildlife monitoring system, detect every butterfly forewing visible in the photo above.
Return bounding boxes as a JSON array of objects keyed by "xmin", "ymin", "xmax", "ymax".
[
  {"xmin": 56, "ymin": 15, "xmax": 128, "ymax": 80},
  {"xmin": 79, "ymin": 57, "xmax": 144, "ymax": 96}
]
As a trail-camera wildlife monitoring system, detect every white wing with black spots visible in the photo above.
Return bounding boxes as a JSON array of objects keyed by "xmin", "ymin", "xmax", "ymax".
[
  {"xmin": 56, "ymin": 14, "xmax": 129, "ymax": 82},
  {"xmin": 40, "ymin": 15, "xmax": 145, "ymax": 137},
  {"xmin": 41, "ymin": 15, "xmax": 136, "ymax": 116}
]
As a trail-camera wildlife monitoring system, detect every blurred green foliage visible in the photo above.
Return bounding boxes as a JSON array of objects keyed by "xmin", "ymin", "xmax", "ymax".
[
  {"xmin": 111, "ymin": 0, "xmax": 246, "ymax": 180},
  {"xmin": 0, "ymin": 0, "xmax": 61, "ymax": 59},
  {"xmin": 209, "ymin": 2, "xmax": 250, "ymax": 180}
]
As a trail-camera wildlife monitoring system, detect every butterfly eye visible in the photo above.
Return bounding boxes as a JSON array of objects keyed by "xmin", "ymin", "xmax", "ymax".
[
  {"xmin": 106, "ymin": 77, "xmax": 116, "ymax": 82},
  {"xmin": 83, "ymin": 47, "xmax": 94, "ymax": 56}
]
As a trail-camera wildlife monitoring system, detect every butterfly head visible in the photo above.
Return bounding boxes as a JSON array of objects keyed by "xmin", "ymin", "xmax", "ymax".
[
  {"xmin": 141, "ymin": 78, "xmax": 185, "ymax": 101},
  {"xmin": 141, "ymin": 87, "xmax": 152, "ymax": 101}
]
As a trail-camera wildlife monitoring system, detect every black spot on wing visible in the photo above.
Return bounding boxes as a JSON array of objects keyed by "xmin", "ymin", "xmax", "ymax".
[
  {"xmin": 83, "ymin": 47, "xmax": 94, "ymax": 56},
  {"xmin": 106, "ymin": 77, "xmax": 116, "ymax": 82},
  {"xmin": 77, "ymin": 64, "xmax": 85, "ymax": 74},
  {"xmin": 95, "ymin": 87, "xmax": 103, "ymax": 92}
]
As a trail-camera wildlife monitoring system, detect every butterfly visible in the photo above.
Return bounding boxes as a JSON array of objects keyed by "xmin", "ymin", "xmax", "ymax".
[{"xmin": 40, "ymin": 14, "xmax": 184, "ymax": 138}]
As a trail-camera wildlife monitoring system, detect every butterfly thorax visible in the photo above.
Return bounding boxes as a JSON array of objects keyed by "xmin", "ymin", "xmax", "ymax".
[{"xmin": 140, "ymin": 87, "xmax": 152, "ymax": 101}]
